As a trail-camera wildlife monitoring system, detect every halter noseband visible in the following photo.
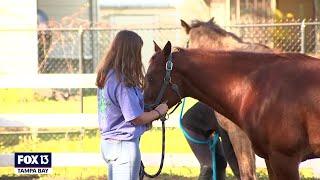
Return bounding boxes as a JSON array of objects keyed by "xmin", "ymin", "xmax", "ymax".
[{"xmin": 144, "ymin": 53, "xmax": 182, "ymax": 115}]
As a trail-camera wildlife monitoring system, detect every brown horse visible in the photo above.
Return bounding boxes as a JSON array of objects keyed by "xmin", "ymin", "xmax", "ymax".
[
  {"xmin": 143, "ymin": 41, "xmax": 320, "ymax": 180},
  {"xmin": 180, "ymin": 18, "xmax": 275, "ymax": 180}
]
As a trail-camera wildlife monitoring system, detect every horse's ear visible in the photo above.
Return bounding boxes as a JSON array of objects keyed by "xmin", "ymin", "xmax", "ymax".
[
  {"xmin": 153, "ymin": 40, "xmax": 161, "ymax": 52},
  {"xmin": 163, "ymin": 41, "xmax": 172, "ymax": 58},
  {"xmin": 180, "ymin": 19, "xmax": 191, "ymax": 34},
  {"xmin": 208, "ymin": 17, "xmax": 215, "ymax": 23}
]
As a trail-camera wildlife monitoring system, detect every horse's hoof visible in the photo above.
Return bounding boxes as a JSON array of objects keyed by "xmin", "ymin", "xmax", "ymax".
[{"xmin": 198, "ymin": 165, "xmax": 212, "ymax": 180}]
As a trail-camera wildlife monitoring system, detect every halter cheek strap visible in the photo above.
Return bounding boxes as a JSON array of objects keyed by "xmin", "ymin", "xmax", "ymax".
[
  {"xmin": 145, "ymin": 53, "xmax": 182, "ymax": 113},
  {"xmin": 154, "ymin": 53, "xmax": 173, "ymax": 106}
]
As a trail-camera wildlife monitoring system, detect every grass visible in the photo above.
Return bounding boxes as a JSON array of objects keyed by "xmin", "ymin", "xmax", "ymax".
[
  {"xmin": 0, "ymin": 167, "xmax": 317, "ymax": 180},
  {"xmin": 0, "ymin": 89, "xmax": 198, "ymax": 115},
  {"xmin": 0, "ymin": 128, "xmax": 192, "ymax": 153},
  {"xmin": 0, "ymin": 89, "xmax": 97, "ymax": 114},
  {"xmin": 0, "ymin": 167, "xmax": 200, "ymax": 180}
]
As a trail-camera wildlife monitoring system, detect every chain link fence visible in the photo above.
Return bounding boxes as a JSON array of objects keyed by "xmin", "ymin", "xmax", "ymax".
[
  {"xmin": 37, "ymin": 27, "xmax": 184, "ymax": 74},
  {"xmin": 38, "ymin": 20, "xmax": 320, "ymax": 74},
  {"xmin": 227, "ymin": 20, "xmax": 320, "ymax": 54}
]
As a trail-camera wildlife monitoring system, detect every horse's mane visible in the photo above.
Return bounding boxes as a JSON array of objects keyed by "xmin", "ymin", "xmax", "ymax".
[
  {"xmin": 175, "ymin": 47, "xmax": 299, "ymax": 61},
  {"xmin": 190, "ymin": 19, "xmax": 243, "ymax": 43}
]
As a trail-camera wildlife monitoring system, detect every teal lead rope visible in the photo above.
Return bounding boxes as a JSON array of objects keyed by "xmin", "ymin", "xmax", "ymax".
[
  {"xmin": 210, "ymin": 132, "xmax": 220, "ymax": 180},
  {"xmin": 179, "ymin": 98, "xmax": 219, "ymax": 180}
]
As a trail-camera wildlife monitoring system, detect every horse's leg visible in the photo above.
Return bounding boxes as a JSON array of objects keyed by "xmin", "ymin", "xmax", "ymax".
[
  {"xmin": 182, "ymin": 102, "xmax": 227, "ymax": 180},
  {"xmin": 229, "ymin": 129, "xmax": 256, "ymax": 180},
  {"xmin": 182, "ymin": 127, "xmax": 213, "ymax": 178},
  {"xmin": 215, "ymin": 141, "xmax": 228, "ymax": 180},
  {"xmin": 269, "ymin": 152, "xmax": 300, "ymax": 180},
  {"xmin": 265, "ymin": 159, "xmax": 275, "ymax": 180},
  {"xmin": 216, "ymin": 124, "xmax": 241, "ymax": 179},
  {"xmin": 182, "ymin": 125, "xmax": 228, "ymax": 180},
  {"xmin": 215, "ymin": 112, "xmax": 257, "ymax": 180}
]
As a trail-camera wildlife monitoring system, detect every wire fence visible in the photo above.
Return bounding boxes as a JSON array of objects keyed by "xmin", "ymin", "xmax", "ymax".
[
  {"xmin": 226, "ymin": 20, "xmax": 320, "ymax": 54},
  {"xmin": 36, "ymin": 20, "xmax": 320, "ymax": 74},
  {"xmin": 37, "ymin": 27, "xmax": 183, "ymax": 74}
]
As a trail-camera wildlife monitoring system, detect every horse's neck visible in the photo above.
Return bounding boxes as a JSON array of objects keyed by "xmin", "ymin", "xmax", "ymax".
[
  {"xmin": 236, "ymin": 42, "xmax": 273, "ymax": 53},
  {"xmin": 178, "ymin": 52, "xmax": 274, "ymax": 123},
  {"xmin": 211, "ymin": 34, "xmax": 272, "ymax": 53},
  {"xmin": 192, "ymin": 27, "xmax": 271, "ymax": 52},
  {"xmin": 191, "ymin": 32, "xmax": 241, "ymax": 50}
]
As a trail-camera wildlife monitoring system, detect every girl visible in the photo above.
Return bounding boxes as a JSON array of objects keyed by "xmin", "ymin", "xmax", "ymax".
[{"xmin": 96, "ymin": 30, "xmax": 168, "ymax": 180}]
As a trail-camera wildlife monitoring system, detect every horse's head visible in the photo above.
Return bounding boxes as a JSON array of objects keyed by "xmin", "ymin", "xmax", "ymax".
[
  {"xmin": 144, "ymin": 41, "xmax": 184, "ymax": 110},
  {"xmin": 180, "ymin": 17, "xmax": 242, "ymax": 49}
]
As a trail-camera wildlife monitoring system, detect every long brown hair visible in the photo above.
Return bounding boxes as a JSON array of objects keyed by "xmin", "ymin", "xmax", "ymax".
[{"xmin": 96, "ymin": 30, "xmax": 144, "ymax": 88}]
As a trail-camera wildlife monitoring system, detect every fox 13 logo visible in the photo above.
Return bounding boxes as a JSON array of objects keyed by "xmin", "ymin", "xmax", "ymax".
[{"xmin": 14, "ymin": 152, "xmax": 52, "ymax": 174}]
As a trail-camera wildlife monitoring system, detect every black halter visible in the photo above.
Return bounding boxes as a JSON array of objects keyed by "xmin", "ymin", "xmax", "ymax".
[
  {"xmin": 144, "ymin": 53, "xmax": 182, "ymax": 114},
  {"xmin": 140, "ymin": 52, "xmax": 183, "ymax": 180}
]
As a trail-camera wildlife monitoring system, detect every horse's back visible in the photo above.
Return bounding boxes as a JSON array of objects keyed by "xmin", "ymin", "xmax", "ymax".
[
  {"xmin": 247, "ymin": 57, "xmax": 320, "ymax": 156},
  {"xmin": 252, "ymin": 57, "xmax": 320, "ymax": 110}
]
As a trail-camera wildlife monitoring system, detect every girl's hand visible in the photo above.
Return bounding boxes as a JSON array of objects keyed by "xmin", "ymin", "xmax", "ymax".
[{"xmin": 155, "ymin": 103, "xmax": 168, "ymax": 116}]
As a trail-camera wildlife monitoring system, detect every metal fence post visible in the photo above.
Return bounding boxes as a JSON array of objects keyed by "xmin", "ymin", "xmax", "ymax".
[
  {"xmin": 78, "ymin": 28, "xmax": 84, "ymax": 113},
  {"xmin": 300, "ymin": 19, "xmax": 306, "ymax": 53},
  {"xmin": 31, "ymin": 127, "xmax": 38, "ymax": 142}
]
